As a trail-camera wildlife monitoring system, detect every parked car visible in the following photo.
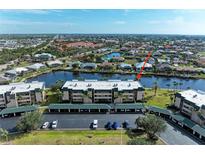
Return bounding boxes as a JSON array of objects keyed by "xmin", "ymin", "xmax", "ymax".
[
  {"xmin": 42, "ymin": 122, "xmax": 49, "ymax": 129},
  {"xmin": 122, "ymin": 120, "xmax": 130, "ymax": 129},
  {"xmin": 93, "ymin": 120, "xmax": 98, "ymax": 129},
  {"xmin": 112, "ymin": 122, "xmax": 120, "ymax": 130},
  {"xmin": 105, "ymin": 121, "xmax": 112, "ymax": 130},
  {"xmin": 51, "ymin": 120, "xmax": 58, "ymax": 129}
]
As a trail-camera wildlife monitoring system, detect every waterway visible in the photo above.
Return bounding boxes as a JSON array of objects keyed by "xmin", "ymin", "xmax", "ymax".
[{"xmin": 26, "ymin": 71, "xmax": 205, "ymax": 91}]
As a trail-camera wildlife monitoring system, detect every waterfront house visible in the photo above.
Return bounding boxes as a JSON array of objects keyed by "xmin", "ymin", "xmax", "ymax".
[
  {"xmin": 98, "ymin": 62, "xmax": 114, "ymax": 71},
  {"xmin": 118, "ymin": 63, "xmax": 132, "ymax": 70},
  {"xmin": 156, "ymin": 64, "xmax": 173, "ymax": 72},
  {"xmin": 62, "ymin": 80, "xmax": 144, "ymax": 104},
  {"xmin": 26, "ymin": 63, "xmax": 46, "ymax": 71},
  {"xmin": 80, "ymin": 63, "xmax": 97, "ymax": 70},
  {"xmin": 5, "ymin": 67, "xmax": 29, "ymax": 78},
  {"xmin": 47, "ymin": 60, "xmax": 63, "ymax": 68},
  {"xmin": 0, "ymin": 81, "xmax": 45, "ymax": 108},
  {"xmin": 5, "ymin": 69, "xmax": 18, "ymax": 78},
  {"xmin": 135, "ymin": 62, "xmax": 152, "ymax": 71}
]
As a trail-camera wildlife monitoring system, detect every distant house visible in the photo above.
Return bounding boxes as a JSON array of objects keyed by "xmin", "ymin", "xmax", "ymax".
[
  {"xmin": 148, "ymin": 57, "xmax": 156, "ymax": 65},
  {"xmin": 157, "ymin": 59, "xmax": 168, "ymax": 64},
  {"xmin": 119, "ymin": 63, "xmax": 132, "ymax": 70},
  {"xmin": 26, "ymin": 63, "xmax": 46, "ymax": 71},
  {"xmin": 153, "ymin": 50, "xmax": 162, "ymax": 56},
  {"xmin": 5, "ymin": 70, "xmax": 17, "ymax": 78},
  {"xmin": 173, "ymin": 57, "xmax": 180, "ymax": 64},
  {"xmin": 47, "ymin": 60, "xmax": 63, "ymax": 68},
  {"xmin": 98, "ymin": 62, "xmax": 113, "ymax": 70},
  {"xmin": 135, "ymin": 62, "xmax": 152, "ymax": 71},
  {"xmin": 156, "ymin": 64, "xmax": 172, "ymax": 72},
  {"xmin": 34, "ymin": 53, "xmax": 55, "ymax": 62},
  {"xmin": 68, "ymin": 61, "xmax": 81, "ymax": 68},
  {"xmin": 128, "ymin": 49, "xmax": 139, "ymax": 55},
  {"xmin": 80, "ymin": 63, "xmax": 97, "ymax": 70},
  {"xmin": 111, "ymin": 57, "xmax": 125, "ymax": 62},
  {"xmin": 95, "ymin": 48, "xmax": 111, "ymax": 54}
]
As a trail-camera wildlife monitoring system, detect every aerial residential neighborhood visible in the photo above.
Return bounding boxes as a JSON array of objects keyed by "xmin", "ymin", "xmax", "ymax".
[{"xmin": 0, "ymin": 9, "xmax": 205, "ymax": 146}]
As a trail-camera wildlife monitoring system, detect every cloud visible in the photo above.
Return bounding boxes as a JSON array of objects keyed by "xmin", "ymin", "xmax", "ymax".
[{"xmin": 114, "ymin": 20, "xmax": 126, "ymax": 25}]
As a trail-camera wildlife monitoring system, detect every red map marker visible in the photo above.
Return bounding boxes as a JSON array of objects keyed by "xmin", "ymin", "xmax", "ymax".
[{"xmin": 136, "ymin": 51, "xmax": 153, "ymax": 80}]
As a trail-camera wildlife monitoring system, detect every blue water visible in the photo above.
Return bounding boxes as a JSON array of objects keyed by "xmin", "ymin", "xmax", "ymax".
[
  {"xmin": 103, "ymin": 52, "xmax": 121, "ymax": 60},
  {"xmin": 26, "ymin": 71, "xmax": 205, "ymax": 91}
]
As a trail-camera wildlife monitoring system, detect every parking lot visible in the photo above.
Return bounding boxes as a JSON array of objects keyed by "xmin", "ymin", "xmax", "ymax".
[{"xmin": 0, "ymin": 113, "xmax": 202, "ymax": 145}]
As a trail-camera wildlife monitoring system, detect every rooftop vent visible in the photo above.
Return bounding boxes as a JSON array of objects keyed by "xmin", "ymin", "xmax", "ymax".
[
  {"xmin": 87, "ymin": 84, "xmax": 92, "ymax": 87},
  {"xmin": 193, "ymin": 94, "xmax": 197, "ymax": 98}
]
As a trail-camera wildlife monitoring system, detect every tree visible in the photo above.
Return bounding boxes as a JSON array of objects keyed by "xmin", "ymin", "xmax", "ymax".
[
  {"xmin": 0, "ymin": 128, "xmax": 8, "ymax": 142},
  {"xmin": 179, "ymin": 82, "xmax": 183, "ymax": 90},
  {"xmin": 153, "ymin": 81, "xmax": 158, "ymax": 96},
  {"xmin": 16, "ymin": 111, "xmax": 42, "ymax": 132},
  {"xmin": 51, "ymin": 80, "xmax": 64, "ymax": 92},
  {"xmin": 135, "ymin": 114, "xmax": 167, "ymax": 139},
  {"xmin": 166, "ymin": 83, "xmax": 170, "ymax": 91}
]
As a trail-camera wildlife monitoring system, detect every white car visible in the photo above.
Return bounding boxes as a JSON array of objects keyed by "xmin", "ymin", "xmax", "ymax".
[
  {"xmin": 51, "ymin": 120, "xmax": 58, "ymax": 129},
  {"xmin": 93, "ymin": 120, "xmax": 98, "ymax": 129},
  {"xmin": 42, "ymin": 122, "xmax": 49, "ymax": 129}
]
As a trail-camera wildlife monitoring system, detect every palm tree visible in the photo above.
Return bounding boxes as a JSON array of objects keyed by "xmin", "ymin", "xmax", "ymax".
[
  {"xmin": 172, "ymin": 81, "xmax": 178, "ymax": 93},
  {"xmin": 166, "ymin": 83, "xmax": 170, "ymax": 91},
  {"xmin": 0, "ymin": 128, "xmax": 8, "ymax": 142},
  {"xmin": 179, "ymin": 82, "xmax": 183, "ymax": 90},
  {"xmin": 153, "ymin": 81, "xmax": 158, "ymax": 96}
]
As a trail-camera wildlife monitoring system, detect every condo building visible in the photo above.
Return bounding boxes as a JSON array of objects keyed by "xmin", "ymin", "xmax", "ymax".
[
  {"xmin": 62, "ymin": 80, "xmax": 144, "ymax": 104},
  {"xmin": 0, "ymin": 81, "xmax": 45, "ymax": 108},
  {"xmin": 174, "ymin": 89, "xmax": 205, "ymax": 125}
]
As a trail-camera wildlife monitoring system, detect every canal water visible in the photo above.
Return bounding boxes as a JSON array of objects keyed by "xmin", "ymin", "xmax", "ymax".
[{"xmin": 26, "ymin": 71, "xmax": 205, "ymax": 91}]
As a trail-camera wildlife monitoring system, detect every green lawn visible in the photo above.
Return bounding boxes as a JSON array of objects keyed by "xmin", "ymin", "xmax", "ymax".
[
  {"xmin": 7, "ymin": 130, "xmax": 165, "ymax": 145},
  {"xmin": 144, "ymin": 88, "xmax": 175, "ymax": 108}
]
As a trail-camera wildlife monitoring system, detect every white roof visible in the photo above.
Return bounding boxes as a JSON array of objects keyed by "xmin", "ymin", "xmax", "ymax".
[
  {"xmin": 136, "ymin": 62, "xmax": 152, "ymax": 68},
  {"xmin": 34, "ymin": 53, "xmax": 53, "ymax": 58},
  {"xmin": 14, "ymin": 67, "xmax": 29, "ymax": 73},
  {"xmin": 26, "ymin": 63, "xmax": 45, "ymax": 70},
  {"xmin": 0, "ymin": 81, "xmax": 45, "ymax": 94},
  {"xmin": 179, "ymin": 89, "xmax": 205, "ymax": 107},
  {"xmin": 47, "ymin": 60, "xmax": 63, "ymax": 66},
  {"xmin": 62, "ymin": 80, "xmax": 143, "ymax": 91}
]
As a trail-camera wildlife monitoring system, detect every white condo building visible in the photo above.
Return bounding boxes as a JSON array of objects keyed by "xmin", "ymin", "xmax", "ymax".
[
  {"xmin": 0, "ymin": 81, "xmax": 45, "ymax": 108},
  {"xmin": 174, "ymin": 89, "xmax": 205, "ymax": 125},
  {"xmin": 62, "ymin": 80, "xmax": 144, "ymax": 104}
]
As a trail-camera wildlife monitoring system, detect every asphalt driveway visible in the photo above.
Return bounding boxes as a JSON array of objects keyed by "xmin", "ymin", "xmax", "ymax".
[{"xmin": 0, "ymin": 113, "xmax": 202, "ymax": 145}]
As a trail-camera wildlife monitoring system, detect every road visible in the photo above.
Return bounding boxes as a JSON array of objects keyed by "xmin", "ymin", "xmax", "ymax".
[{"xmin": 0, "ymin": 113, "xmax": 202, "ymax": 145}]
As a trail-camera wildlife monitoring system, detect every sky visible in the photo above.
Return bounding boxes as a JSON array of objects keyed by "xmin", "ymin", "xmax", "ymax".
[{"xmin": 0, "ymin": 9, "xmax": 205, "ymax": 35}]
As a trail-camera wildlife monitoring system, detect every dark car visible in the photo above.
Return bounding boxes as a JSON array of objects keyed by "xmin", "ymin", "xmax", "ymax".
[
  {"xmin": 105, "ymin": 121, "xmax": 112, "ymax": 130},
  {"xmin": 122, "ymin": 120, "xmax": 130, "ymax": 129},
  {"xmin": 112, "ymin": 122, "xmax": 120, "ymax": 130}
]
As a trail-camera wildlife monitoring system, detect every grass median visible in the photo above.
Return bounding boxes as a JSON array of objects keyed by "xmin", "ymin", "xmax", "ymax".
[{"xmin": 6, "ymin": 130, "xmax": 165, "ymax": 145}]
